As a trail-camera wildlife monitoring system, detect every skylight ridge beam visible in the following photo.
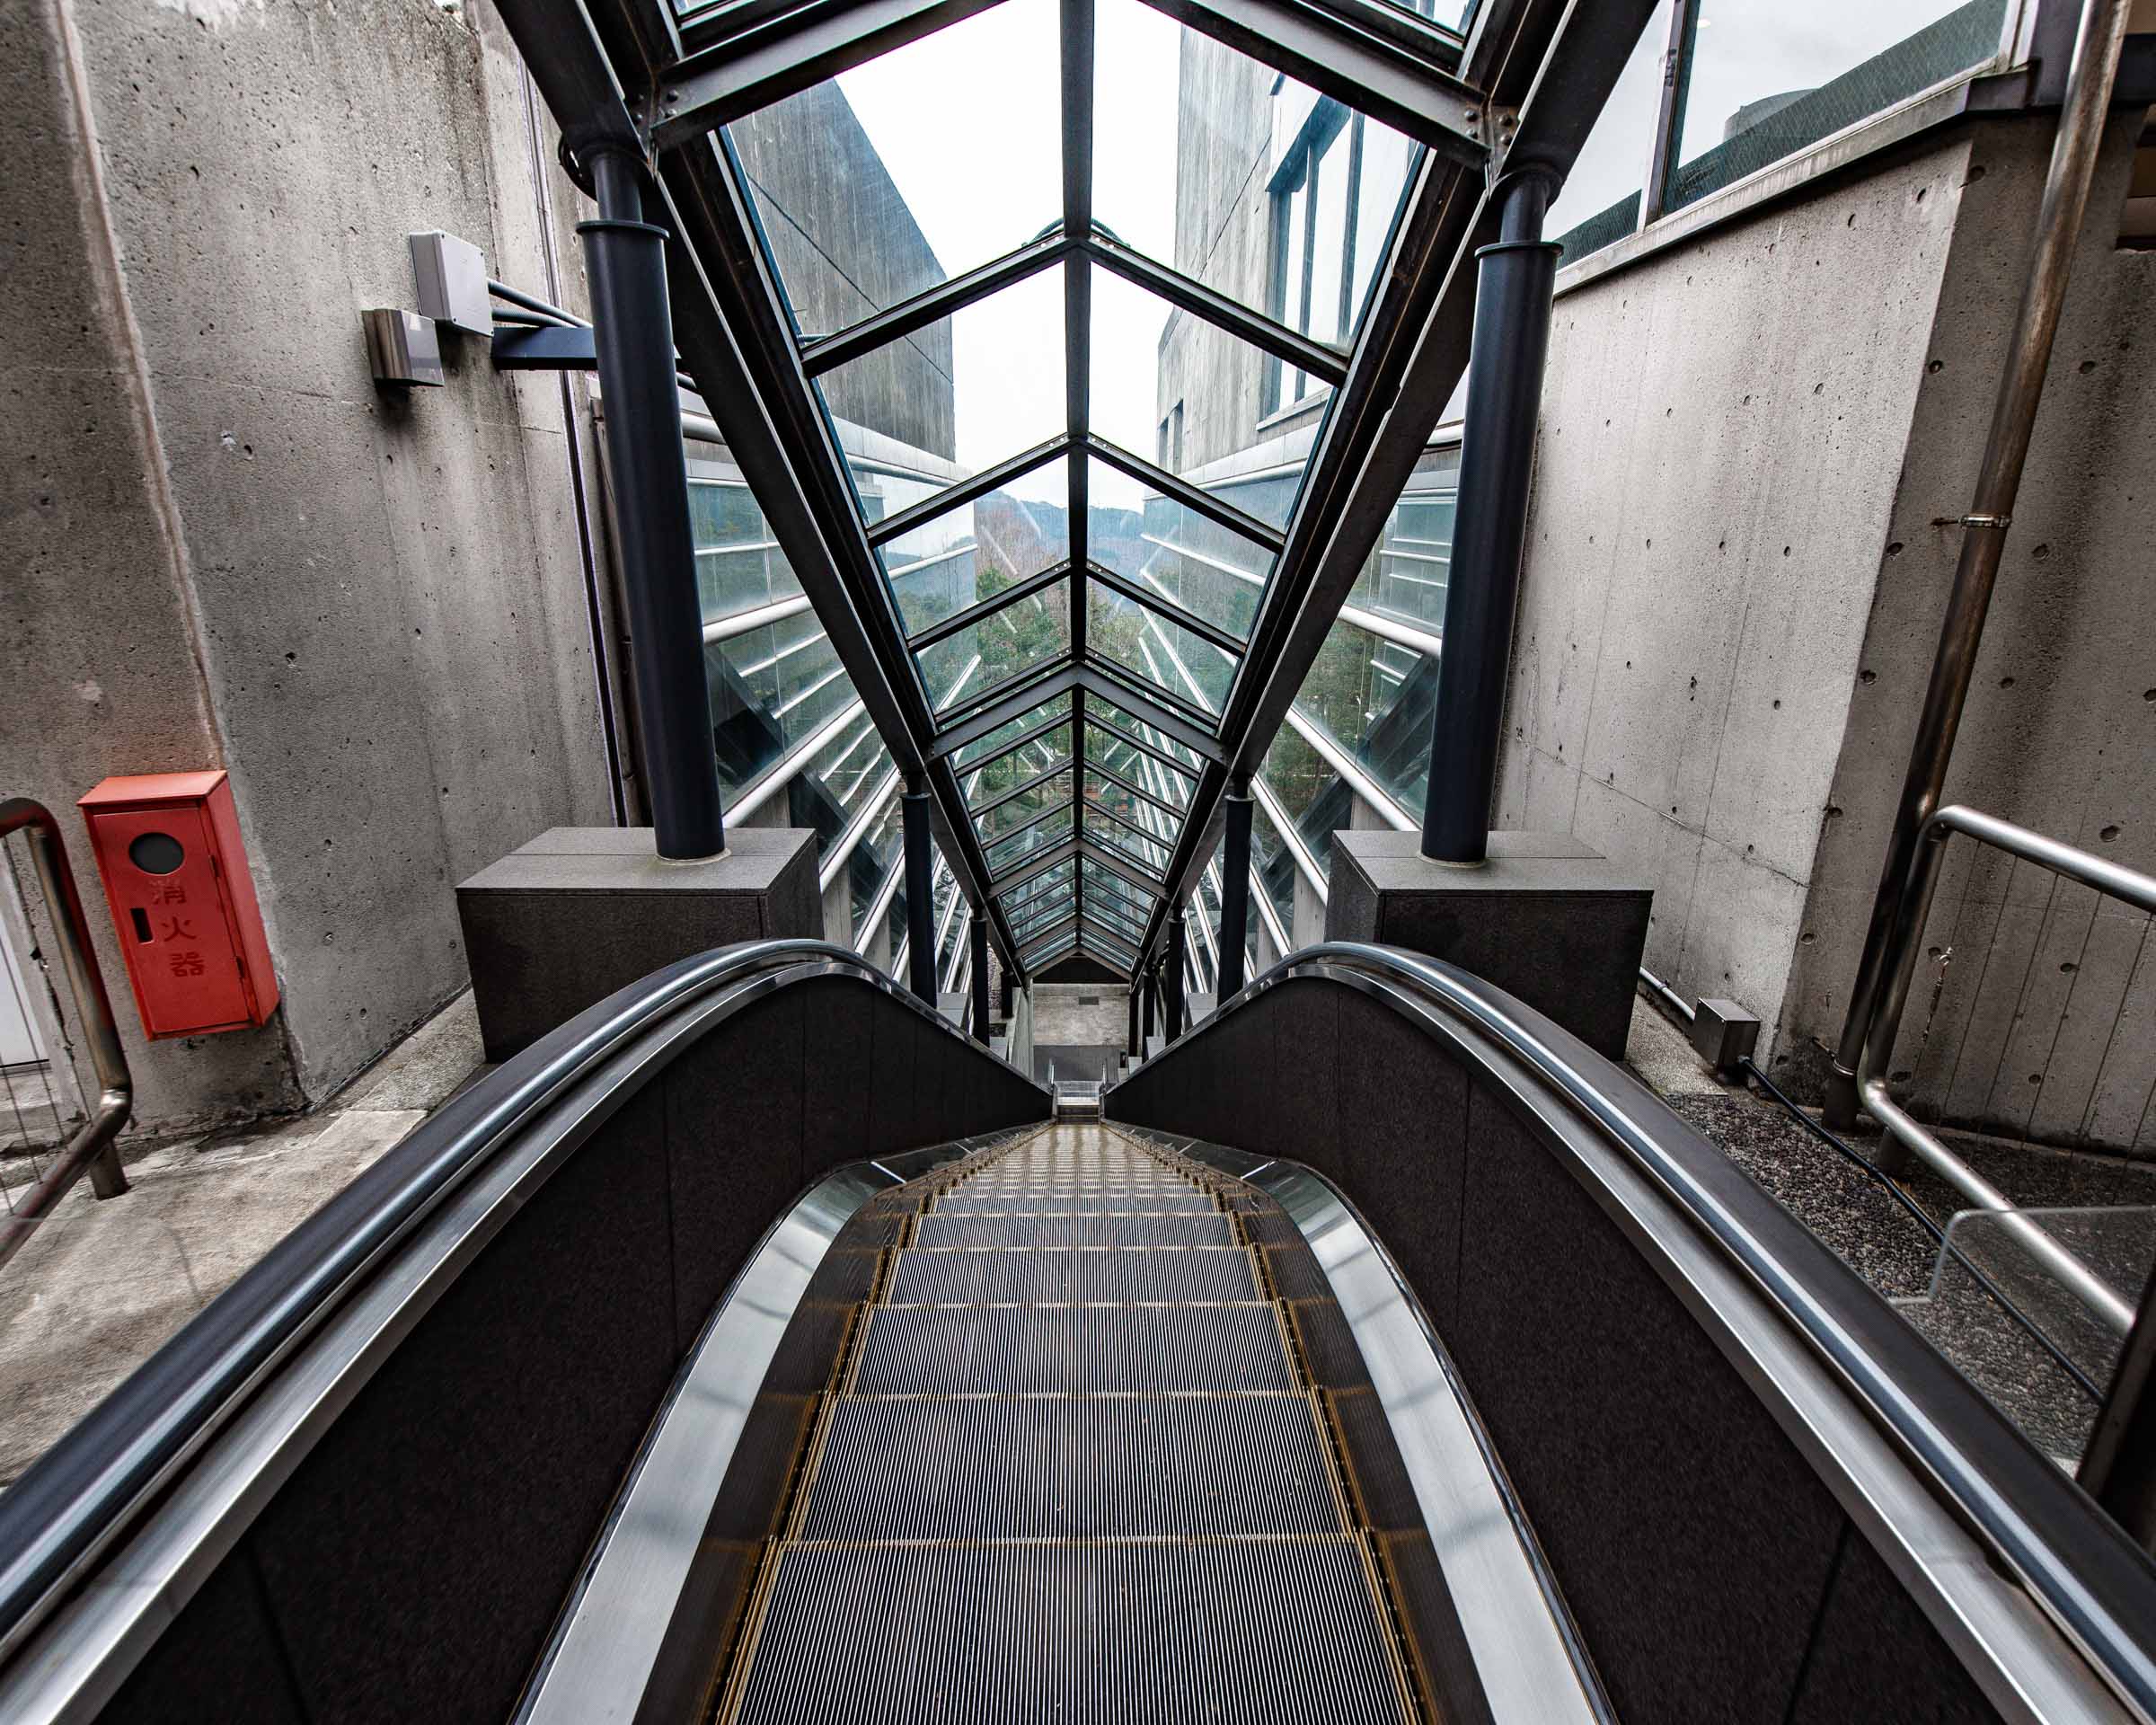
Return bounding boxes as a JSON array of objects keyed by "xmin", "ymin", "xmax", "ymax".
[{"xmin": 1071, "ymin": 667, "xmax": 1223, "ymax": 763}]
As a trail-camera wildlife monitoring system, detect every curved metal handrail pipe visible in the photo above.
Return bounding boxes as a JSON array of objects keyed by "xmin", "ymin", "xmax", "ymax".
[
  {"xmin": 0, "ymin": 799, "xmax": 132, "ymax": 1271},
  {"xmin": 1119, "ymin": 941, "xmax": 2156, "ymax": 1723},
  {"xmin": 1859, "ymin": 804, "xmax": 2156, "ymax": 1338},
  {"xmin": 0, "ymin": 937, "xmax": 1042, "ymax": 1676}
]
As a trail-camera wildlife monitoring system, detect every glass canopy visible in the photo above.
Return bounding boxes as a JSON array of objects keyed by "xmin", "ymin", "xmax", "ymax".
[{"xmin": 713, "ymin": 0, "xmax": 1427, "ymax": 976}]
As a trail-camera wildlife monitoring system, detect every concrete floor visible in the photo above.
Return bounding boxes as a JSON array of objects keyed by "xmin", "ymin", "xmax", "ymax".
[{"xmin": 0, "ymin": 990, "xmax": 484, "ymax": 1485}]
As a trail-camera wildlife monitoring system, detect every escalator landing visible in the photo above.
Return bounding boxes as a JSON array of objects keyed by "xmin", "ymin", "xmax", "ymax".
[{"xmin": 720, "ymin": 1125, "xmax": 1423, "ymax": 1725}]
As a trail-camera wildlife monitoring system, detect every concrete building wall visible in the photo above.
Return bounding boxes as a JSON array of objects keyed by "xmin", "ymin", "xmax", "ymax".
[
  {"xmin": 2, "ymin": 0, "xmax": 616, "ymax": 1133},
  {"xmin": 1497, "ymin": 110, "xmax": 2156, "ymax": 1149}
]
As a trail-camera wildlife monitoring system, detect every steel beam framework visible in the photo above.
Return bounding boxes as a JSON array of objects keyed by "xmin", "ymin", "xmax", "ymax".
[{"xmin": 494, "ymin": 0, "xmax": 1650, "ymax": 986}]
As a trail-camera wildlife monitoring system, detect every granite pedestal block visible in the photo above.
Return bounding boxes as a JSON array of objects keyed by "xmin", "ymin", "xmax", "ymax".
[
  {"xmin": 1324, "ymin": 829, "xmax": 1651, "ymax": 1060},
  {"xmin": 456, "ymin": 827, "xmax": 820, "ymax": 1062}
]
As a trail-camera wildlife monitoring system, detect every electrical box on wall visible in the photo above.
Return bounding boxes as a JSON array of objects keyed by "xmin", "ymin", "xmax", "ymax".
[{"xmin": 77, "ymin": 771, "xmax": 278, "ymax": 1039}]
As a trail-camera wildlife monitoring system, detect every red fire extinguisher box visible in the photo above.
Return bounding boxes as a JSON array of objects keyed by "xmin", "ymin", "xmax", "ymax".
[{"xmin": 77, "ymin": 771, "xmax": 279, "ymax": 1039}]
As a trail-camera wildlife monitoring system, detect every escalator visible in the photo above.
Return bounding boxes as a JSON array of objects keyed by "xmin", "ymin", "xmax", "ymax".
[{"xmin": 1, "ymin": 940, "xmax": 2152, "ymax": 1724}]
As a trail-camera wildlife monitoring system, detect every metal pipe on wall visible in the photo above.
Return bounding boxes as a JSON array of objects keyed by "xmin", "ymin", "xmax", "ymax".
[
  {"xmin": 1419, "ymin": 169, "xmax": 1563, "ymax": 863},
  {"xmin": 1825, "ymin": 0, "xmax": 2134, "ymax": 1128},
  {"xmin": 1162, "ymin": 913, "xmax": 1186, "ymax": 1040},
  {"xmin": 577, "ymin": 146, "xmax": 726, "ymax": 862}
]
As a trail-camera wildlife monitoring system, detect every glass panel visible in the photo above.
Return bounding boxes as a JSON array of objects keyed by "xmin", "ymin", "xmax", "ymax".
[
  {"xmin": 963, "ymin": 729, "xmax": 1073, "ymax": 809},
  {"xmin": 1368, "ymin": 0, "xmax": 1471, "ymax": 31},
  {"xmin": 1250, "ymin": 798, "xmax": 1297, "ymax": 934},
  {"xmin": 847, "ymin": 775, "xmax": 907, "ymax": 935},
  {"xmin": 815, "ymin": 270, "xmax": 1066, "ymax": 521},
  {"xmin": 1086, "ymin": 868, "xmax": 1156, "ymax": 921},
  {"xmin": 787, "ymin": 711, "xmax": 894, "ymax": 869},
  {"xmin": 1010, "ymin": 889, "xmax": 1074, "ymax": 935},
  {"xmin": 1084, "ymin": 769, "xmax": 1181, "ymax": 845},
  {"xmin": 1082, "ymin": 924, "xmax": 1140, "ymax": 964},
  {"xmin": 1083, "ymin": 895, "xmax": 1148, "ymax": 945},
  {"xmin": 1260, "ymin": 724, "xmax": 1347, "ymax": 874},
  {"xmin": 1087, "ymin": 584, "xmax": 1237, "ymax": 718},
  {"xmin": 706, "ymin": 610, "xmax": 856, "ymax": 801},
  {"xmin": 915, "ymin": 577, "xmax": 1072, "ymax": 713},
  {"xmin": 1089, "ymin": 703, "xmax": 1205, "ymax": 778},
  {"xmin": 1090, "ymin": 277, "xmax": 1312, "ymax": 544},
  {"xmin": 882, "ymin": 460, "xmax": 1072, "ymax": 637},
  {"xmin": 727, "ymin": 0, "xmax": 1062, "ymax": 332},
  {"xmin": 987, "ymin": 804, "xmax": 1074, "ymax": 872},
  {"xmin": 1089, "ymin": 458, "xmax": 1277, "ymax": 635},
  {"xmin": 1092, "ymin": 0, "xmax": 1416, "ymax": 341},
  {"xmin": 1287, "ymin": 615, "xmax": 1437, "ymax": 824},
  {"xmin": 976, "ymin": 768, "xmax": 1074, "ymax": 845},
  {"xmin": 1082, "ymin": 724, "xmax": 1195, "ymax": 809},
  {"xmin": 1670, "ymin": 0, "xmax": 2009, "ymax": 214},
  {"xmin": 688, "ymin": 473, "xmax": 801, "ymax": 627},
  {"xmin": 952, "ymin": 690, "xmax": 1074, "ymax": 769},
  {"xmin": 1029, "ymin": 932, "xmax": 1078, "ymax": 963},
  {"xmin": 1004, "ymin": 858, "xmax": 1078, "ymax": 914},
  {"xmin": 1546, "ymin": 0, "xmax": 1672, "ymax": 264},
  {"xmin": 1086, "ymin": 813, "xmax": 1172, "ymax": 879},
  {"xmin": 1345, "ymin": 449, "xmax": 1459, "ymax": 636}
]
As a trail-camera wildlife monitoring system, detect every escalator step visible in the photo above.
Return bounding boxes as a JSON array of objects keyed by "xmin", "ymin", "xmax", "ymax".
[
  {"xmin": 734, "ymin": 1537, "xmax": 1409, "ymax": 1725},
  {"xmin": 933, "ymin": 1191, "xmax": 1218, "ymax": 1215},
  {"xmin": 914, "ymin": 1213, "xmax": 1235, "ymax": 1249},
  {"xmin": 887, "ymin": 1244, "xmax": 1259, "ymax": 1304},
  {"xmin": 799, "ymin": 1393, "xmax": 1340, "ymax": 1543},
  {"xmin": 851, "ymin": 1303, "xmax": 1294, "ymax": 1396}
]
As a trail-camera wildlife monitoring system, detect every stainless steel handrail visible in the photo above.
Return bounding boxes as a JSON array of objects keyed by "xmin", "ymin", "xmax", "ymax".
[
  {"xmin": 0, "ymin": 936, "xmax": 1047, "ymax": 1679},
  {"xmin": 0, "ymin": 799, "xmax": 130, "ymax": 1270},
  {"xmin": 1858, "ymin": 804, "xmax": 2154, "ymax": 1339},
  {"xmin": 1114, "ymin": 942, "xmax": 2156, "ymax": 1721}
]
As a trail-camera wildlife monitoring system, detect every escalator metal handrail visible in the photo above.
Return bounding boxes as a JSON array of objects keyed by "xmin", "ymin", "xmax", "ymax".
[
  {"xmin": 1117, "ymin": 942, "xmax": 2156, "ymax": 1722},
  {"xmin": 0, "ymin": 938, "xmax": 1046, "ymax": 1673}
]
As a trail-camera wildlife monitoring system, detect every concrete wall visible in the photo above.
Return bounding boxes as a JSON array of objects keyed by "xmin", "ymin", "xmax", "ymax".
[
  {"xmin": 2, "ymin": 0, "xmax": 616, "ymax": 1133},
  {"xmin": 1497, "ymin": 111, "xmax": 2156, "ymax": 1150}
]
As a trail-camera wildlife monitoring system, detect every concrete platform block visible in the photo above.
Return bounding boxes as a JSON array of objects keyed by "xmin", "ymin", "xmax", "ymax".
[
  {"xmin": 1324, "ymin": 829, "xmax": 1652, "ymax": 1061},
  {"xmin": 455, "ymin": 827, "xmax": 820, "ymax": 1062}
]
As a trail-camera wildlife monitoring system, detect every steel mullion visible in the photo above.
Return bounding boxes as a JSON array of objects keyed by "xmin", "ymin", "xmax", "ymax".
[
  {"xmin": 654, "ymin": 0, "xmax": 1007, "ymax": 144},
  {"xmin": 1018, "ymin": 914, "xmax": 1080, "ymax": 958},
  {"xmin": 993, "ymin": 836, "xmax": 1081, "ymax": 893},
  {"xmin": 1078, "ymin": 919, "xmax": 1140, "ymax": 964},
  {"xmin": 1087, "ymin": 805, "xmax": 1176, "ymax": 872},
  {"xmin": 1084, "ymin": 562, "xmax": 1248, "ymax": 659},
  {"xmin": 802, "ymin": 235, "xmax": 1072, "ymax": 376},
  {"xmin": 1073, "ymin": 667, "xmax": 1223, "ymax": 763},
  {"xmin": 867, "ymin": 439, "xmax": 1070, "ymax": 548},
  {"xmin": 1081, "ymin": 651, "xmax": 1219, "ymax": 737},
  {"xmin": 1082, "ymin": 234, "xmax": 1349, "ymax": 386},
  {"xmin": 1129, "ymin": 0, "xmax": 1486, "ymax": 162},
  {"xmin": 1082, "ymin": 715, "xmax": 1200, "ymax": 788},
  {"xmin": 936, "ymin": 660, "xmax": 1075, "ymax": 730},
  {"xmin": 959, "ymin": 710, "xmax": 1077, "ymax": 783},
  {"xmin": 1085, "ymin": 438, "xmax": 1285, "ymax": 553},
  {"xmin": 1075, "ymin": 837, "xmax": 1169, "ymax": 896},
  {"xmin": 973, "ymin": 758, "xmax": 1074, "ymax": 824},
  {"xmin": 928, "ymin": 665, "xmax": 1083, "ymax": 760},
  {"xmin": 1084, "ymin": 758, "xmax": 1183, "ymax": 823},
  {"xmin": 905, "ymin": 562, "xmax": 1072, "ymax": 653},
  {"xmin": 1010, "ymin": 897, "xmax": 1075, "ymax": 942},
  {"xmin": 983, "ymin": 802, "xmax": 1076, "ymax": 868},
  {"xmin": 1064, "ymin": 0, "xmax": 1095, "ymax": 765},
  {"xmin": 1003, "ymin": 863, "xmax": 1076, "ymax": 917},
  {"xmin": 1082, "ymin": 898, "xmax": 1149, "ymax": 946}
]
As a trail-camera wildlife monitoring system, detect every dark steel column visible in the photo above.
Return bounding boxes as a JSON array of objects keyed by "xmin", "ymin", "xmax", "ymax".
[
  {"xmin": 1419, "ymin": 169, "xmax": 1562, "ymax": 863},
  {"xmin": 969, "ymin": 909, "xmax": 991, "ymax": 1045},
  {"xmin": 1141, "ymin": 966, "xmax": 1158, "ymax": 1046},
  {"xmin": 1216, "ymin": 778, "xmax": 1253, "ymax": 998},
  {"xmin": 577, "ymin": 146, "xmax": 725, "ymax": 860},
  {"xmin": 1127, "ymin": 986, "xmax": 1142, "ymax": 1056},
  {"xmin": 1162, "ymin": 912, "xmax": 1186, "ymax": 1040},
  {"xmin": 902, "ymin": 773, "xmax": 936, "ymax": 1003}
]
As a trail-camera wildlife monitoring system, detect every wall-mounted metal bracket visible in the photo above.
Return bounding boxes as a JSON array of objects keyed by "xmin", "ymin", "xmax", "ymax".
[{"xmin": 361, "ymin": 308, "xmax": 444, "ymax": 389}]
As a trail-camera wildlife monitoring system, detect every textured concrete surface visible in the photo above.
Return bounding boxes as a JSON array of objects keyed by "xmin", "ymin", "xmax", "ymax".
[
  {"xmin": 0, "ymin": 986, "xmax": 486, "ymax": 1484},
  {"xmin": 1030, "ymin": 983, "xmax": 1127, "ymax": 1050},
  {"xmin": 1, "ymin": 0, "xmax": 621, "ymax": 1137},
  {"xmin": 1501, "ymin": 108, "xmax": 2156, "ymax": 1152},
  {"xmin": 457, "ymin": 827, "xmax": 820, "ymax": 1061}
]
